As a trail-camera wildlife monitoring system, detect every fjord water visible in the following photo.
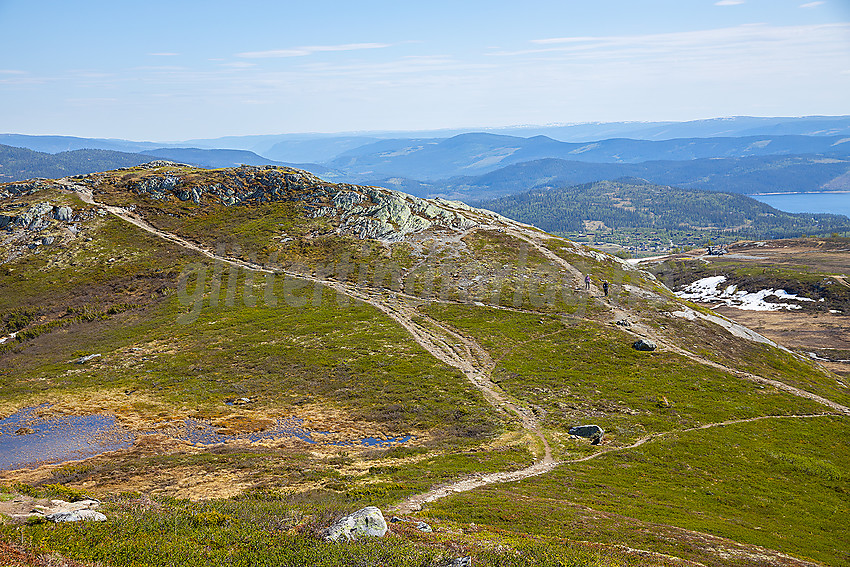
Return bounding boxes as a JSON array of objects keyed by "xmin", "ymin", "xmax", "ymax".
[{"xmin": 749, "ymin": 192, "xmax": 850, "ymax": 219}]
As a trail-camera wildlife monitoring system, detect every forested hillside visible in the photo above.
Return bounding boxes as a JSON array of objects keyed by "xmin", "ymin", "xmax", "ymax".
[
  {"xmin": 475, "ymin": 179, "xmax": 850, "ymax": 249},
  {"xmin": 0, "ymin": 145, "xmax": 153, "ymax": 182}
]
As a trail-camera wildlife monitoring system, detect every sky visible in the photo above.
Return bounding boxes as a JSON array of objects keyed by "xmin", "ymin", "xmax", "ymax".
[{"xmin": 1, "ymin": 0, "xmax": 849, "ymax": 140}]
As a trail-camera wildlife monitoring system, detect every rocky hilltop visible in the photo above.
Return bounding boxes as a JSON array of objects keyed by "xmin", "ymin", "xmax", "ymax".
[{"xmin": 82, "ymin": 162, "xmax": 505, "ymax": 242}]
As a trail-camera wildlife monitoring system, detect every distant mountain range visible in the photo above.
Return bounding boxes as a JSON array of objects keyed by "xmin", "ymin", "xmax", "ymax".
[
  {"xmin": 376, "ymin": 154, "xmax": 850, "ymax": 201},
  {"xmin": 3, "ymin": 115, "xmax": 850, "ymax": 197},
  {"xmin": 324, "ymin": 132, "xmax": 850, "ymax": 180}
]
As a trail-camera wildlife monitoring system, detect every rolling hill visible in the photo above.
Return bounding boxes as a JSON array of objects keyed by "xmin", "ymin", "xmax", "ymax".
[
  {"xmin": 0, "ymin": 163, "xmax": 848, "ymax": 566},
  {"xmin": 473, "ymin": 178, "xmax": 850, "ymax": 249}
]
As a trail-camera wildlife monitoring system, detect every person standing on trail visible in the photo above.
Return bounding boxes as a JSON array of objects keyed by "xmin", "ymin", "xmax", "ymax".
[
  {"xmin": 585, "ymin": 274, "xmax": 591, "ymax": 290},
  {"xmin": 602, "ymin": 281, "xmax": 609, "ymax": 297}
]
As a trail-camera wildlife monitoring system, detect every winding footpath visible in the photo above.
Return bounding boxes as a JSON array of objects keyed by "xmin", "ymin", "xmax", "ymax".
[
  {"xmin": 70, "ymin": 182, "xmax": 849, "ymax": 532},
  {"xmin": 70, "ymin": 182, "xmax": 557, "ymax": 494}
]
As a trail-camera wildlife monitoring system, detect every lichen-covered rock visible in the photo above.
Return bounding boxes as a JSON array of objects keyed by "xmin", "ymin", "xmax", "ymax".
[
  {"xmin": 136, "ymin": 175, "xmax": 182, "ymax": 199},
  {"xmin": 416, "ymin": 521, "xmax": 433, "ymax": 532},
  {"xmin": 47, "ymin": 509, "xmax": 107, "ymax": 522},
  {"xmin": 324, "ymin": 506, "xmax": 388, "ymax": 542},
  {"xmin": 53, "ymin": 205, "xmax": 73, "ymax": 221},
  {"xmin": 17, "ymin": 202, "xmax": 53, "ymax": 229}
]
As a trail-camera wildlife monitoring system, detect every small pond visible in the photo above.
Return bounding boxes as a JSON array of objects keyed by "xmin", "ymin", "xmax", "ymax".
[
  {"xmin": 0, "ymin": 405, "xmax": 134, "ymax": 470},
  {"xmin": 0, "ymin": 405, "xmax": 413, "ymax": 471}
]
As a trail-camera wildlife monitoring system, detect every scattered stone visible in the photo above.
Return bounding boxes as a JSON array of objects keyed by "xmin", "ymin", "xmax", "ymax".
[
  {"xmin": 389, "ymin": 516, "xmax": 405, "ymax": 523},
  {"xmin": 324, "ymin": 506, "xmax": 388, "ymax": 542},
  {"xmin": 615, "ymin": 319, "xmax": 631, "ymax": 327},
  {"xmin": 47, "ymin": 509, "xmax": 107, "ymax": 522},
  {"xmin": 2, "ymin": 497, "xmax": 105, "ymax": 524},
  {"xmin": 73, "ymin": 353, "xmax": 102, "ymax": 364},
  {"xmin": 633, "ymin": 339, "xmax": 657, "ymax": 351},
  {"xmin": 657, "ymin": 396, "xmax": 671, "ymax": 408},
  {"xmin": 569, "ymin": 424, "xmax": 604, "ymax": 445},
  {"xmin": 440, "ymin": 558, "xmax": 471, "ymax": 567},
  {"xmin": 416, "ymin": 521, "xmax": 433, "ymax": 532},
  {"xmin": 15, "ymin": 427, "xmax": 35, "ymax": 435},
  {"xmin": 41, "ymin": 236, "xmax": 54, "ymax": 246},
  {"xmin": 42, "ymin": 499, "xmax": 105, "ymax": 523}
]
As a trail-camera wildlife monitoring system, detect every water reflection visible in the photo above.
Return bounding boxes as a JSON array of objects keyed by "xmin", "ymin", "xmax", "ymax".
[{"xmin": 0, "ymin": 405, "xmax": 414, "ymax": 471}]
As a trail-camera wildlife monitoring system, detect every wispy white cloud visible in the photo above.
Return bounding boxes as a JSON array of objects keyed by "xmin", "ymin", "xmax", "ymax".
[
  {"xmin": 0, "ymin": 69, "xmax": 26, "ymax": 75},
  {"xmin": 511, "ymin": 23, "xmax": 850, "ymax": 64},
  {"xmin": 149, "ymin": 52, "xmax": 179, "ymax": 57},
  {"xmin": 800, "ymin": 1, "xmax": 825, "ymax": 7},
  {"xmin": 237, "ymin": 43, "xmax": 391, "ymax": 58},
  {"xmin": 715, "ymin": 0, "xmax": 745, "ymax": 5}
]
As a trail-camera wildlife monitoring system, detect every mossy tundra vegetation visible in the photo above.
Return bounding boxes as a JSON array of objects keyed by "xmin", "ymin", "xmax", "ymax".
[{"xmin": 0, "ymin": 163, "xmax": 847, "ymax": 566}]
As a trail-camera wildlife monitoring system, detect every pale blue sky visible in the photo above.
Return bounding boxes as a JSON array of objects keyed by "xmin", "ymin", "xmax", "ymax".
[{"xmin": 1, "ymin": 0, "xmax": 848, "ymax": 140}]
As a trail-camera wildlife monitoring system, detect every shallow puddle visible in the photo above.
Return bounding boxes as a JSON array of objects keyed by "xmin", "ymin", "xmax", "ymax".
[
  {"xmin": 0, "ymin": 406, "xmax": 413, "ymax": 471},
  {"xmin": 0, "ymin": 405, "xmax": 134, "ymax": 470}
]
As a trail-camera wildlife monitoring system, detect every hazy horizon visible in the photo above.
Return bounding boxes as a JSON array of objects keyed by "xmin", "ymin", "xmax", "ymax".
[{"xmin": 1, "ymin": 1, "xmax": 849, "ymax": 140}]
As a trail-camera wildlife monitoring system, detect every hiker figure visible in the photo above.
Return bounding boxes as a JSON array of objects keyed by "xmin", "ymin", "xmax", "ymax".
[
  {"xmin": 584, "ymin": 274, "xmax": 591, "ymax": 290},
  {"xmin": 602, "ymin": 281, "xmax": 609, "ymax": 297}
]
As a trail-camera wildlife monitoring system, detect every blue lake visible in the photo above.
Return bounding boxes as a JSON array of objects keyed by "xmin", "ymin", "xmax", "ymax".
[{"xmin": 749, "ymin": 192, "xmax": 850, "ymax": 219}]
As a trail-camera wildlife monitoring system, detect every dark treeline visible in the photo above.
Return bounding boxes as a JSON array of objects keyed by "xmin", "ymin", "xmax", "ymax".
[{"xmin": 0, "ymin": 144, "xmax": 153, "ymax": 182}]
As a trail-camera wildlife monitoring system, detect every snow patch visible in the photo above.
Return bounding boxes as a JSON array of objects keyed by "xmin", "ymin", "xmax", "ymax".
[{"xmin": 676, "ymin": 276, "xmax": 816, "ymax": 311}]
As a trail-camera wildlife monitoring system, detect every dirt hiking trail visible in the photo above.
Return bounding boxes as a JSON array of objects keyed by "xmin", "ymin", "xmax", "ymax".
[{"xmin": 70, "ymin": 182, "xmax": 849, "ymax": 516}]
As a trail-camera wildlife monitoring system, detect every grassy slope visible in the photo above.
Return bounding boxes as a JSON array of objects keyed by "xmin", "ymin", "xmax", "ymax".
[
  {"xmin": 421, "ymin": 303, "xmax": 825, "ymax": 445},
  {"xmin": 427, "ymin": 416, "xmax": 850, "ymax": 567},
  {"xmin": 2, "ymin": 173, "xmax": 849, "ymax": 566},
  {"xmin": 1, "ymin": 222, "xmax": 502, "ymax": 443}
]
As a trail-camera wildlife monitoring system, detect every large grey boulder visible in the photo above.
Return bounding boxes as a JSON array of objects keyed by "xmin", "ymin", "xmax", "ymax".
[
  {"xmin": 324, "ymin": 506, "xmax": 388, "ymax": 542},
  {"xmin": 47, "ymin": 509, "xmax": 107, "ymax": 522},
  {"xmin": 569, "ymin": 424, "xmax": 604, "ymax": 445},
  {"xmin": 53, "ymin": 205, "xmax": 73, "ymax": 221},
  {"xmin": 633, "ymin": 339, "xmax": 657, "ymax": 351},
  {"xmin": 33, "ymin": 499, "xmax": 106, "ymax": 523}
]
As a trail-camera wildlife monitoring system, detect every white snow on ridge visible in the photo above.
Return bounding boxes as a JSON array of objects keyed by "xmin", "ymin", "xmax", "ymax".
[{"xmin": 676, "ymin": 276, "xmax": 816, "ymax": 311}]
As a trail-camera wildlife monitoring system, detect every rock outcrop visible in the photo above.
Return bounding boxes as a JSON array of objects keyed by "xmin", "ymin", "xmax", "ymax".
[
  {"xmin": 324, "ymin": 506, "xmax": 388, "ymax": 541},
  {"xmin": 91, "ymin": 164, "xmax": 507, "ymax": 243}
]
